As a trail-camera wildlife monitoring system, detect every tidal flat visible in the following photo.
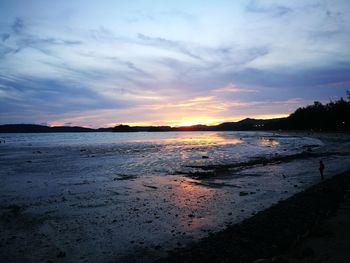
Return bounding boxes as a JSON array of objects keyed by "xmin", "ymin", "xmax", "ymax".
[{"xmin": 0, "ymin": 131, "xmax": 349, "ymax": 262}]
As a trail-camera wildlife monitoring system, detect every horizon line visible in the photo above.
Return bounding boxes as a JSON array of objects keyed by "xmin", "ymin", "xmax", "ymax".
[{"xmin": 0, "ymin": 115, "xmax": 289, "ymax": 130}]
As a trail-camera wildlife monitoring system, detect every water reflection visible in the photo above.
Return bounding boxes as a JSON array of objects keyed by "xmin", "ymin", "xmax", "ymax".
[
  {"xmin": 259, "ymin": 137, "xmax": 279, "ymax": 146},
  {"xmin": 129, "ymin": 132, "xmax": 242, "ymax": 146},
  {"xmin": 169, "ymin": 177, "xmax": 216, "ymax": 230},
  {"xmin": 171, "ymin": 178, "xmax": 214, "ymax": 208}
]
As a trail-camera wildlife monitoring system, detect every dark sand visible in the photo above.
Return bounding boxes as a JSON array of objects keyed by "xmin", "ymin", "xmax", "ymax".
[
  {"xmin": 283, "ymin": 195, "xmax": 350, "ymax": 263},
  {"xmin": 159, "ymin": 170, "xmax": 350, "ymax": 263}
]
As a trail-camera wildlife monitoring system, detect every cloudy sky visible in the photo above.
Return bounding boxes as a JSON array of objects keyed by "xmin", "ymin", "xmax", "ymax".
[{"xmin": 0, "ymin": 0, "xmax": 349, "ymax": 127}]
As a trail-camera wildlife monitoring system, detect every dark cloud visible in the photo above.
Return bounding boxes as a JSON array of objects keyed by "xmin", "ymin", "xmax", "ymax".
[
  {"xmin": 217, "ymin": 63, "xmax": 350, "ymax": 102},
  {"xmin": 0, "ymin": 34, "xmax": 83, "ymax": 59},
  {"xmin": 326, "ymin": 10, "xmax": 343, "ymax": 18},
  {"xmin": 151, "ymin": 60, "xmax": 350, "ymax": 104},
  {"xmin": 0, "ymin": 45, "xmax": 15, "ymax": 58},
  {"xmin": 12, "ymin": 17, "xmax": 24, "ymax": 34},
  {"xmin": 1, "ymin": 33, "xmax": 10, "ymax": 42},
  {"xmin": 18, "ymin": 36, "xmax": 83, "ymax": 49},
  {"xmin": 0, "ymin": 17, "xmax": 83, "ymax": 59},
  {"xmin": 0, "ymin": 76, "xmax": 132, "ymax": 118}
]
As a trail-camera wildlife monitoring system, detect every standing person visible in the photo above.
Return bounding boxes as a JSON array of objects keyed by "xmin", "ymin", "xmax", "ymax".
[{"xmin": 319, "ymin": 160, "xmax": 325, "ymax": 180}]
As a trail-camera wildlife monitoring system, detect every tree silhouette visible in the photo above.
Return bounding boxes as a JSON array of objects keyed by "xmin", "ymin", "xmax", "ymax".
[{"xmin": 278, "ymin": 92, "xmax": 350, "ymax": 131}]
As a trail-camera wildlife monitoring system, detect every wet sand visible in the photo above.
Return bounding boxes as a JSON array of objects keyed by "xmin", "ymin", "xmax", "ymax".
[
  {"xmin": 0, "ymin": 132, "xmax": 349, "ymax": 262},
  {"xmin": 160, "ymin": 170, "xmax": 350, "ymax": 263}
]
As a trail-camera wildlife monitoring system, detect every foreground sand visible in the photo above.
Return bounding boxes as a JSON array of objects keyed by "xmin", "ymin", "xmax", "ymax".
[
  {"xmin": 284, "ymin": 194, "xmax": 350, "ymax": 263},
  {"xmin": 160, "ymin": 170, "xmax": 350, "ymax": 263}
]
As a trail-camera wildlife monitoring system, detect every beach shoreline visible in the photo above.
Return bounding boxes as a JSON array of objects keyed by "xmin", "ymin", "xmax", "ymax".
[
  {"xmin": 0, "ymin": 131, "xmax": 349, "ymax": 262},
  {"xmin": 159, "ymin": 169, "xmax": 350, "ymax": 263}
]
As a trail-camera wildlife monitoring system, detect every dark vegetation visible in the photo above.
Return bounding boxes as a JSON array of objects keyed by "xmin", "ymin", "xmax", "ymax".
[
  {"xmin": 1, "ymin": 93, "xmax": 349, "ymax": 133},
  {"xmin": 271, "ymin": 94, "xmax": 350, "ymax": 131}
]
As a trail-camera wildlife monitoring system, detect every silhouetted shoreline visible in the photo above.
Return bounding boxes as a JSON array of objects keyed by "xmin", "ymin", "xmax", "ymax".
[
  {"xmin": 0, "ymin": 124, "xmax": 111, "ymax": 133},
  {"xmin": 1, "ymin": 95, "xmax": 349, "ymax": 133},
  {"xmin": 0, "ymin": 118, "xmax": 284, "ymax": 133}
]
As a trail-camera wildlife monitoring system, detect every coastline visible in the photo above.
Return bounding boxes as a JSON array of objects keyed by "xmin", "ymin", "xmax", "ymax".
[
  {"xmin": 1, "ymin": 131, "xmax": 349, "ymax": 262},
  {"xmin": 159, "ymin": 169, "xmax": 350, "ymax": 263}
]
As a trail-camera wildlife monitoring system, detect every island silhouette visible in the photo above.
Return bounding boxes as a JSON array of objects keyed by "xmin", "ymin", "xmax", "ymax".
[{"xmin": 1, "ymin": 93, "xmax": 349, "ymax": 133}]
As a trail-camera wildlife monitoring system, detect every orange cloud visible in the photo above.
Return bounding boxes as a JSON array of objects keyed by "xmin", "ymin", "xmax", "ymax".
[{"xmin": 46, "ymin": 95, "xmax": 304, "ymax": 128}]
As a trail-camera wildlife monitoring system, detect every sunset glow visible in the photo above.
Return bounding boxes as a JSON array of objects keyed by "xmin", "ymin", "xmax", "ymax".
[
  {"xmin": 174, "ymin": 117, "xmax": 216, "ymax": 127},
  {"xmin": 1, "ymin": 1, "xmax": 349, "ymax": 127}
]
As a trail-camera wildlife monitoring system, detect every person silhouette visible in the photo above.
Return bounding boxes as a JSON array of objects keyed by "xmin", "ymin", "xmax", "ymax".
[{"xmin": 319, "ymin": 160, "xmax": 325, "ymax": 180}]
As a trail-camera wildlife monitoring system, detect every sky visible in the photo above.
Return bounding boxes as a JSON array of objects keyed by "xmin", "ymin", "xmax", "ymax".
[{"xmin": 0, "ymin": 0, "xmax": 350, "ymax": 127}]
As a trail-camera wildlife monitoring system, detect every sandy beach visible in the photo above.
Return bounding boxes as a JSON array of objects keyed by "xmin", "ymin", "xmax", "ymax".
[
  {"xmin": 0, "ymin": 131, "xmax": 349, "ymax": 262},
  {"xmin": 284, "ymin": 191, "xmax": 350, "ymax": 263},
  {"xmin": 160, "ymin": 169, "xmax": 350, "ymax": 263}
]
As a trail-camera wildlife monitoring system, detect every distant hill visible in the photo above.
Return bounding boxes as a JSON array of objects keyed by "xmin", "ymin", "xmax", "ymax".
[
  {"xmin": 215, "ymin": 118, "xmax": 284, "ymax": 131},
  {"xmin": 0, "ymin": 124, "xmax": 101, "ymax": 133},
  {"xmin": 111, "ymin": 118, "xmax": 286, "ymax": 132}
]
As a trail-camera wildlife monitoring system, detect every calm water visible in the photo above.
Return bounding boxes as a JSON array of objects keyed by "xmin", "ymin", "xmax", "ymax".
[{"xmin": 0, "ymin": 131, "xmax": 324, "ymax": 177}]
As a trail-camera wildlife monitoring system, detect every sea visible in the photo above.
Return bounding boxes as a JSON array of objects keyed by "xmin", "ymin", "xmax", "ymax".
[{"xmin": 0, "ymin": 131, "xmax": 334, "ymax": 176}]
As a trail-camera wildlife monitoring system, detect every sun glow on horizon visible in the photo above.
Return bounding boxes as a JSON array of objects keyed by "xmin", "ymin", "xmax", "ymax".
[
  {"xmin": 171, "ymin": 116, "xmax": 218, "ymax": 127},
  {"xmin": 167, "ymin": 113, "xmax": 290, "ymax": 127},
  {"xmin": 47, "ymin": 113, "xmax": 290, "ymax": 128}
]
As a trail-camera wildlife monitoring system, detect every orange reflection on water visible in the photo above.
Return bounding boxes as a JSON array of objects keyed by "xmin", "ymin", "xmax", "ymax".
[
  {"xmin": 130, "ymin": 132, "xmax": 242, "ymax": 146},
  {"xmin": 164, "ymin": 133, "xmax": 241, "ymax": 145},
  {"xmin": 171, "ymin": 178, "xmax": 214, "ymax": 209},
  {"xmin": 259, "ymin": 137, "xmax": 280, "ymax": 146},
  {"xmin": 169, "ymin": 178, "xmax": 217, "ymax": 230}
]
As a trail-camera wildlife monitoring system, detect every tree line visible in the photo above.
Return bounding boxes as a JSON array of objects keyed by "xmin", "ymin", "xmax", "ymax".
[{"xmin": 268, "ymin": 91, "xmax": 350, "ymax": 131}]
